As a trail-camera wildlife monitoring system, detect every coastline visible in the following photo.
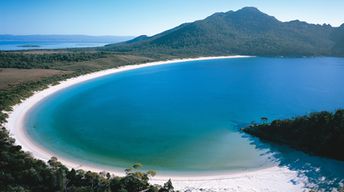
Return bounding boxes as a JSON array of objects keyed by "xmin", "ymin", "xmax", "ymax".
[{"xmin": 3, "ymin": 55, "xmax": 307, "ymax": 191}]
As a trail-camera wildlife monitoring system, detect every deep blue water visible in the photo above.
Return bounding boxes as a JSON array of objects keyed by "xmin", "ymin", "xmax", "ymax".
[
  {"xmin": 0, "ymin": 41, "xmax": 108, "ymax": 50},
  {"xmin": 26, "ymin": 57, "xmax": 344, "ymax": 187}
]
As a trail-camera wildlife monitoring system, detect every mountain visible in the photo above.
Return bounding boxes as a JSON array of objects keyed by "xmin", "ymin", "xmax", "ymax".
[
  {"xmin": 0, "ymin": 35, "xmax": 134, "ymax": 44},
  {"xmin": 125, "ymin": 35, "xmax": 150, "ymax": 44},
  {"xmin": 331, "ymin": 24, "xmax": 344, "ymax": 55},
  {"xmin": 104, "ymin": 7, "xmax": 344, "ymax": 57}
]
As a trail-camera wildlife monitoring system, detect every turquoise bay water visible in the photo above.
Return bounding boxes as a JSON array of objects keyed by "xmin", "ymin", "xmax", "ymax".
[{"xmin": 26, "ymin": 57, "xmax": 344, "ymax": 180}]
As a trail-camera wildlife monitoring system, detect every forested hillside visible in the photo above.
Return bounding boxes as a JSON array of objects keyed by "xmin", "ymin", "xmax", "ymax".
[{"xmin": 104, "ymin": 7, "xmax": 344, "ymax": 57}]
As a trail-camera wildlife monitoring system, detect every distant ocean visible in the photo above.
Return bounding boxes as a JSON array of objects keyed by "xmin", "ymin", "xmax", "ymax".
[
  {"xmin": 0, "ymin": 41, "xmax": 110, "ymax": 51},
  {"xmin": 0, "ymin": 35, "xmax": 134, "ymax": 50}
]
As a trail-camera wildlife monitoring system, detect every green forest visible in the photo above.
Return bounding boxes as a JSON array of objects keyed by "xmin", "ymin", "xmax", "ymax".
[
  {"xmin": 0, "ymin": 52, "xmax": 107, "ymax": 69},
  {"xmin": 243, "ymin": 110, "xmax": 344, "ymax": 161}
]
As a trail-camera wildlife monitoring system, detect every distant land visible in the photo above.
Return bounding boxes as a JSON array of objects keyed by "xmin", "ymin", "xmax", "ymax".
[
  {"xmin": 0, "ymin": 35, "xmax": 134, "ymax": 43},
  {"xmin": 17, "ymin": 44, "xmax": 40, "ymax": 48},
  {"xmin": 104, "ymin": 7, "xmax": 344, "ymax": 57},
  {"xmin": 0, "ymin": 35, "xmax": 135, "ymax": 51}
]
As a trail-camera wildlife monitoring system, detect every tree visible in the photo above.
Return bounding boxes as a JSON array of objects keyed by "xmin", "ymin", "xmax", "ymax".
[
  {"xmin": 159, "ymin": 179, "xmax": 174, "ymax": 192},
  {"xmin": 260, "ymin": 117, "xmax": 268, "ymax": 124},
  {"xmin": 48, "ymin": 157, "xmax": 69, "ymax": 191}
]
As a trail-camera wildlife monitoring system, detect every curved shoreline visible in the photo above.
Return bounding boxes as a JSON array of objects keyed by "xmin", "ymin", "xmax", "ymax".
[{"xmin": 4, "ymin": 55, "xmax": 307, "ymax": 191}]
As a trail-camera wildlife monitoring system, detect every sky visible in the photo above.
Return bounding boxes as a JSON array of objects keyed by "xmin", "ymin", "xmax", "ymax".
[{"xmin": 1, "ymin": 0, "xmax": 344, "ymax": 36}]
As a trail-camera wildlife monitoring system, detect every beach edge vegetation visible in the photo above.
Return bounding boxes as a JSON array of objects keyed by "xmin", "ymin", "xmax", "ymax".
[
  {"xmin": 0, "ymin": 127, "xmax": 175, "ymax": 192},
  {"xmin": 243, "ymin": 110, "xmax": 344, "ymax": 161}
]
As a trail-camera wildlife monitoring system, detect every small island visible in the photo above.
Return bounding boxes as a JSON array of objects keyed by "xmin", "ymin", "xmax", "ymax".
[{"xmin": 17, "ymin": 44, "xmax": 41, "ymax": 48}]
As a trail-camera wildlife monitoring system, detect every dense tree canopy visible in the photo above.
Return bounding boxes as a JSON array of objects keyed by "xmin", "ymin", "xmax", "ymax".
[
  {"xmin": 243, "ymin": 110, "xmax": 344, "ymax": 161},
  {"xmin": 0, "ymin": 52, "xmax": 107, "ymax": 69}
]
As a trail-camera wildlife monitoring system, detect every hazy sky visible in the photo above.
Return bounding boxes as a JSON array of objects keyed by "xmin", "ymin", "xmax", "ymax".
[{"xmin": 1, "ymin": 0, "xmax": 344, "ymax": 36}]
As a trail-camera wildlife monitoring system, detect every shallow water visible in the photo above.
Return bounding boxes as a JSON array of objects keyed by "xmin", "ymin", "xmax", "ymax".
[{"xmin": 26, "ymin": 57, "xmax": 344, "ymax": 186}]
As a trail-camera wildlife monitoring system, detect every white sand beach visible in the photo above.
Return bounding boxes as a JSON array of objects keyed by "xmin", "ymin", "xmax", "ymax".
[{"xmin": 4, "ymin": 55, "xmax": 308, "ymax": 192}]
